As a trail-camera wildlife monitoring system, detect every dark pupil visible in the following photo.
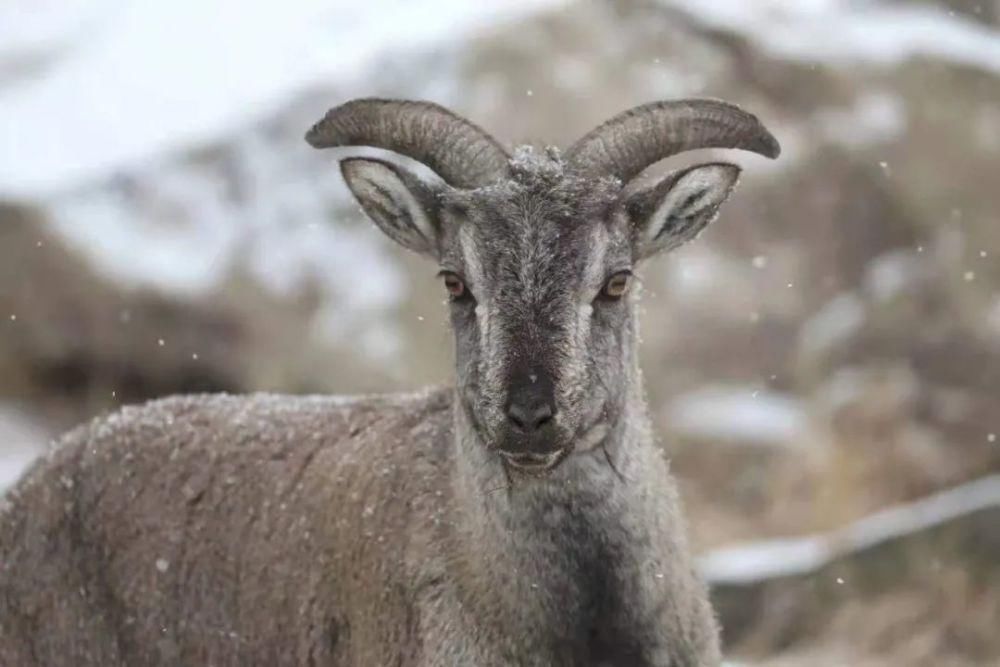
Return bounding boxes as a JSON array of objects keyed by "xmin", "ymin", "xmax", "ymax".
[{"xmin": 446, "ymin": 277, "xmax": 463, "ymax": 295}]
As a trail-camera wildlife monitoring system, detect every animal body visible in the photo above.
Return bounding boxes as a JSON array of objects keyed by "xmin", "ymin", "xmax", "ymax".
[{"xmin": 0, "ymin": 97, "xmax": 779, "ymax": 666}]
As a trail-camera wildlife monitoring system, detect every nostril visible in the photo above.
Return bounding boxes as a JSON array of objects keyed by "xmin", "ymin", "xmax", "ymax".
[
  {"xmin": 531, "ymin": 405, "xmax": 553, "ymax": 430},
  {"xmin": 507, "ymin": 402, "xmax": 554, "ymax": 432},
  {"xmin": 506, "ymin": 402, "xmax": 530, "ymax": 431}
]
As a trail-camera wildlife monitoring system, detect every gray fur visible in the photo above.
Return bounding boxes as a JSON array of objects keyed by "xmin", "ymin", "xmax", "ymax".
[{"xmin": 0, "ymin": 98, "xmax": 780, "ymax": 666}]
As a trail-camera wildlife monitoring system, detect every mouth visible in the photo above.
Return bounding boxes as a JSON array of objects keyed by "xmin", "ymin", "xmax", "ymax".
[{"xmin": 498, "ymin": 449, "xmax": 566, "ymax": 473}]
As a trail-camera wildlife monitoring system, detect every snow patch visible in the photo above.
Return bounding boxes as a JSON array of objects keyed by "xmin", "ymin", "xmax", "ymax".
[
  {"xmin": 798, "ymin": 293, "xmax": 866, "ymax": 364},
  {"xmin": 666, "ymin": 385, "xmax": 809, "ymax": 449},
  {"xmin": 0, "ymin": 406, "xmax": 49, "ymax": 494},
  {"xmin": 0, "ymin": 0, "xmax": 566, "ymax": 199},
  {"xmin": 864, "ymin": 250, "xmax": 924, "ymax": 303},
  {"xmin": 815, "ymin": 91, "xmax": 908, "ymax": 148},
  {"xmin": 700, "ymin": 474, "xmax": 1000, "ymax": 585},
  {"xmin": 664, "ymin": 0, "xmax": 1000, "ymax": 75}
]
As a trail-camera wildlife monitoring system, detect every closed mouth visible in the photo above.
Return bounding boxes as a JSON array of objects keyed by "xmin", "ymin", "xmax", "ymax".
[{"xmin": 498, "ymin": 449, "xmax": 565, "ymax": 472}]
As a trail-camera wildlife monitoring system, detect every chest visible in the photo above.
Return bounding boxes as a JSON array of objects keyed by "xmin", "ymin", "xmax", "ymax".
[
  {"xmin": 484, "ymin": 497, "xmax": 654, "ymax": 662},
  {"xmin": 415, "ymin": 577, "xmax": 649, "ymax": 667}
]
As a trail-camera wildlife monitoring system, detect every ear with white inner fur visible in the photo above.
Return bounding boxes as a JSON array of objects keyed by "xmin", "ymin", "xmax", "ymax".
[
  {"xmin": 340, "ymin": 157, "xmax": 442, "ymax": 259},
  {"xmin": 624, "ymin": 162, "xmax": 742, "ymax": 260}
]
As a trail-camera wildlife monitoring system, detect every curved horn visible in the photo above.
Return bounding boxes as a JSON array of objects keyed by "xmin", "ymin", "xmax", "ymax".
[
  {"xmin": 564, "ymin": 99, "xmax": 780, "ymax": 183},
  {"xmin": 305, "ymin": 98, "xmax": 510, "ymax": 189}
]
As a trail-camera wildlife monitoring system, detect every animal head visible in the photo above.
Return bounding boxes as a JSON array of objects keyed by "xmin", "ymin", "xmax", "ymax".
[{"xmin": 307, "ymin": 98, "xmax": 779, "ymax": 473}]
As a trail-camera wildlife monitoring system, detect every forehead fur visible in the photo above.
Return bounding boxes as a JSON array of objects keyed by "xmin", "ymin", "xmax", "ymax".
[
  {"xmin": 441, "ymin": 147, "xmax": 629, "ymax": 316},
  {"xmin": 444, "ymin": 146, "xmax": 622, "ymax": 248},
  {"xmin": 447, "ymin": 146, "xmax": 619, "ymax": 213}
]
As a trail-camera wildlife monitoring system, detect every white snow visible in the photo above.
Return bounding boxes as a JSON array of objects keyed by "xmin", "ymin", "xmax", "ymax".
[
  {"xmin": 0, "ymin": 447, "xmax": 41, "ymax": 495},
  {"xmin": 0, "ymin": 406, "xmax": 49, "ymax": 494},
  {"xmin": 0, "ymin": 0, "xmax": 118, "ymax": 65},
  {"xmin": 700, "ymin": 474, "xmax": 1000, "ymax": 585},
  {"xmin": 798, "ymin": 293, "xmax": 866, "ymax": 363},
  {"xmin": 0, "ymin": 0, "xmax": 567, "ymax": 358},
  {"xmin": 666, "ymin": 385, "xmax": 809, "ymax": 449},
  {"xmin": 47, "ymin": 154, "xmax": 407, "ymax": 304},
  {"xmin": 864, "ymin": 250, "xmax": 924, "ymax": 303},
  {"xmin": 0, "ymin": 0, "xmax": 566, "ymax": 199},
  {"xmin": 46, "ymin": 176, "xmax": 243, "ymax": 295},
  {"xmin": 815, "ymin": 91, "xmax": 908, "ymax": 147},
  {"xmin": 663, "ymin": 0, "xmax": 1000, "ymax": 74},
  {"xmin": 700, "ymin": 535, "xmax": 831, "ymax": 583}
]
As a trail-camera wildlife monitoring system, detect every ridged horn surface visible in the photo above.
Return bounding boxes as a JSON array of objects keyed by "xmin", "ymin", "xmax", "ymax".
[
  {"xmin": 306, "ymin": 98, "xmax": 510, "ymax": 189},
  {"xmin": 565, "ymin": 99, "xmax": 780, "ymax": 182}
]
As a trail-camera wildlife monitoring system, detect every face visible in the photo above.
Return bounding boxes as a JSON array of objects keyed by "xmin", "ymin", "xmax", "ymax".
[
  {"xmin": 339, "ymin": 150, "xmax": 742, "ymax": 474},
  {"xmin": 436, "ymin": 172, "xmax": 635, "ymax": 471}
]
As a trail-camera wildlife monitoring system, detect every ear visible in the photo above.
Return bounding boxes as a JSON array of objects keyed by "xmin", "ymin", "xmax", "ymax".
[
  {"xmin": 623, "ymin": 162, "xmax": 742, "ymax": 260},
  {"xmin": 340, "ymin": 157, "xmax": 442, "ymax": 259}
]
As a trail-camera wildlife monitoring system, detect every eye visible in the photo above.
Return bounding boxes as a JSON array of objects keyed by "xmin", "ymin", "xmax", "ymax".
[
  {"xmin": 599, "ymin": 271, "xmax": 633, "ymax": 301},
  {"xmin": 440, "ymin": 271, "xmax": 470, "ymax": 301}
]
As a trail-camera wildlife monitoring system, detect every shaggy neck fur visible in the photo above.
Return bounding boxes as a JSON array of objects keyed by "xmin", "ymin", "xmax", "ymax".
[{"xmin": 446, "ymin": 304, "xmax": 658, "ymax": 659}]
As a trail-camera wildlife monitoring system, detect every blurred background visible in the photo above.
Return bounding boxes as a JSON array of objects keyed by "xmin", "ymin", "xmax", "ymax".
[{"xmin": 1, "ymin": 0, "xmax": 999, "ymax": 664}]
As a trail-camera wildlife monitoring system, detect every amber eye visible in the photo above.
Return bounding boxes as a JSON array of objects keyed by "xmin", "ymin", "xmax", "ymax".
[
  {"xmin": 600, "ymin": 271, "xmax": 632, "ymax": 300},
  {"xmin": 441, "ymin": 272, "xmax": 467, "ymax": 300}
]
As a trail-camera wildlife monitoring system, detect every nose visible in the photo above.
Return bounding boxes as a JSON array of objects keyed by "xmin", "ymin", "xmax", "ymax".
[
  {"xmin": 506, "ymin": 400, "xmax": 553, "ymax": 432},
  {"xmin": 505, "ymin": 368, "xmax": 556, "ymax": 434}
]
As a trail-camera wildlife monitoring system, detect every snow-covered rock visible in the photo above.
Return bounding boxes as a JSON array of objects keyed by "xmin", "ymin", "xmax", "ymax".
[{"xmin": 701, "ymin": 475, "xmax": 1000, "ymax": 643}]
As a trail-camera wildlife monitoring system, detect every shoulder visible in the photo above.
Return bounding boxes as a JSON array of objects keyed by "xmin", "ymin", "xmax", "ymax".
[{"xmin": 66, "ymin": 386, "xmax": 453, "ymax": 443}]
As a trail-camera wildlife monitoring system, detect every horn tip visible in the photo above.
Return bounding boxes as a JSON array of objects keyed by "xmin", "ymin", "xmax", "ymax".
[
  {"xmin": 304, "ymin": 113, "xmax": 334, "ymax": 149},
  {"xmin": 304, "ymin": 98, "xmax": 373, "ymax": 148},
  {"xmin": 304, "ymin": 124, "xmax": 322, "ymax": 148},
  {"xmin": 757, "ymin": 129, "xmax": 782, "ymax": 159},
  {"xmin": 304, "ymin": 121, "xmax": 327, "ymax": 148}
]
